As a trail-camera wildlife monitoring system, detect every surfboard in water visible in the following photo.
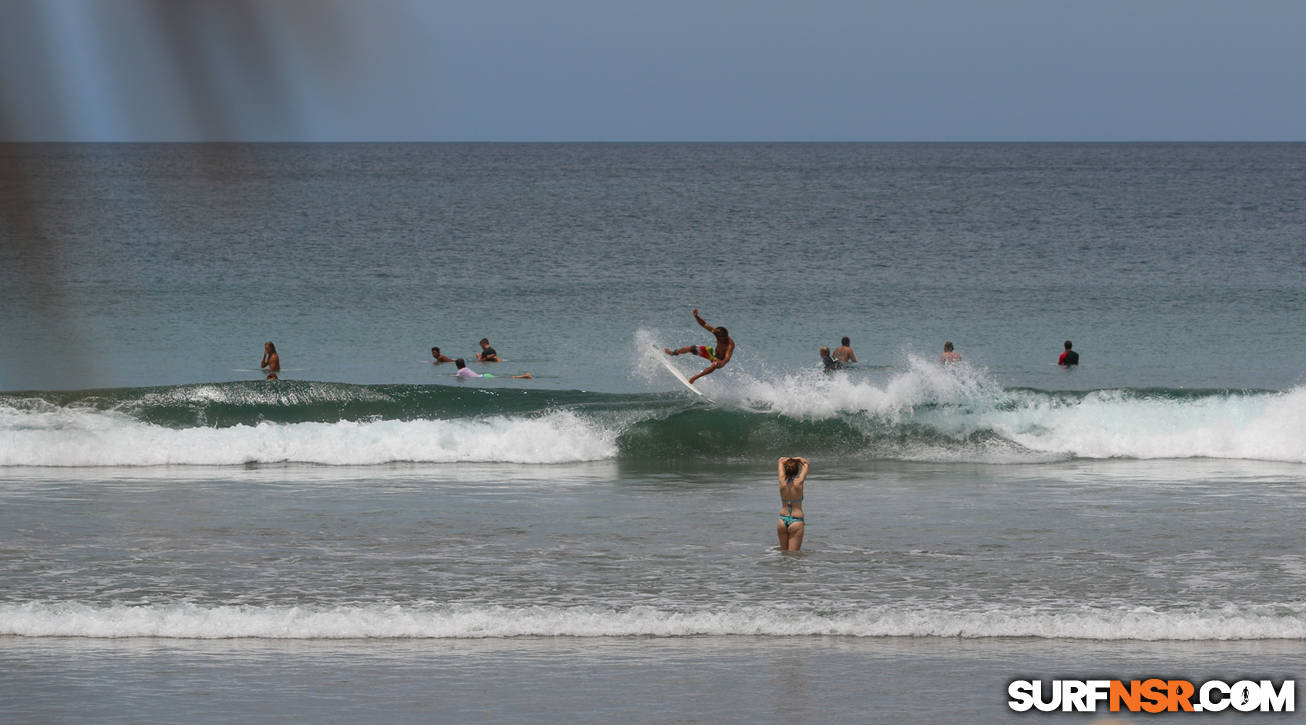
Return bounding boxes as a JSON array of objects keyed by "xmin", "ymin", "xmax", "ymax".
[{"xmin": 656, "ymin": 352, "xmax": 704, "ymax": 397}]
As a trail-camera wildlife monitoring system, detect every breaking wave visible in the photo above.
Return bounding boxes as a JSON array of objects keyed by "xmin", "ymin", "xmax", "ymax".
[{"xmin": 1, "ymin": 361, "xmax": 1303, "ymax": 466}]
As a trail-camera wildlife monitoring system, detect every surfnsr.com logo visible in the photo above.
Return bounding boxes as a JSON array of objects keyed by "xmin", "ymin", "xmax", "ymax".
[{"xmin": 1008, "ymin": 679, "xmax": 1294, "ymax": 713}]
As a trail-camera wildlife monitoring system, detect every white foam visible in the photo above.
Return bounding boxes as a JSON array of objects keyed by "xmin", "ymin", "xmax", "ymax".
[
  {"xmin": 731, "ymin": 354, "xmax": 1002, "ymax": 420},
  {"xmin": 996, "ymin": 387, "xmax": 1306, "ymax": 462},
  {"xmin": 3, "ymin": 601, "xmax": 1302, "ymax": 640},
  {"xmin": 720, "ymin": 357, "xmax": 1306, "ymax": 463},
  {"xmin": 0, "ymin": 405, "xmax": 617, "ymax": 466}
]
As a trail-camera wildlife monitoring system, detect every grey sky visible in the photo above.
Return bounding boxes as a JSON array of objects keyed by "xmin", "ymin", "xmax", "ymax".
[{"xmin": 2, "ymin": 0, "xmax": 1303, "ymax": 141}]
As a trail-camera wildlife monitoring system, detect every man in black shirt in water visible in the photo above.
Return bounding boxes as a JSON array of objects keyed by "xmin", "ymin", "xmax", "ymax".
[
  {"xmin": 1059, "ymin": 340, "xmax": 1080, "ymax": 366},
  {"xmin": 476, "ymin": 338, "xmax": 501, "ymax": 362}
]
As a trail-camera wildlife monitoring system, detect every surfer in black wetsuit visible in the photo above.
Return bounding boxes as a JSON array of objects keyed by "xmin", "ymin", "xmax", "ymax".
[
  {"xmin": 1059, "ymin": 340, "xmax": 1079, "ymax": 366},
  {"xmin": 664, "ymin": 308, "xmax": 735, "ymax": 384},
  {"xmin": 476, "ymin": 338, "xmax": 501, "ymax": 362},
  {"xmin": 820, "ymin": 346, "xmax": 842, "ymax": 372}
]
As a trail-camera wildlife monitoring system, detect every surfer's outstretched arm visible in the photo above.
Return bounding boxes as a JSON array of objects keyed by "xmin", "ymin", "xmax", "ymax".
[{"xmin": 693, "ymin": 308, "xmax": 714, "ymax": 331}]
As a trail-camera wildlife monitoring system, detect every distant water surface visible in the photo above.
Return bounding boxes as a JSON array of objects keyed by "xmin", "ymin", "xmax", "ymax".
[{"xmin": 3, "ymin": 142, "xmax": 1304, "ymax": 392}]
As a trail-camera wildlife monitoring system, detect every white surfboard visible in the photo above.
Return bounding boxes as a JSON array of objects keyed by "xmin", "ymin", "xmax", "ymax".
[{"xmin": 656, "ymin": 352, "xmax": 704, "ymax": 397}]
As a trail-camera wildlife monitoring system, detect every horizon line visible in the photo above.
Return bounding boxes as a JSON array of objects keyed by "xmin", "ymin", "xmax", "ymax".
[{"xmin": 3, "ymin": 139, "xmax": 1304, "ymax": 145}]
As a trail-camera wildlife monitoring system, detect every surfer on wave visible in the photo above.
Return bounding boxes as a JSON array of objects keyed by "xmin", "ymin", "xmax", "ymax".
[{"xmin": 664, "ymin": 308, "xmax": 735, "ymax": 384}]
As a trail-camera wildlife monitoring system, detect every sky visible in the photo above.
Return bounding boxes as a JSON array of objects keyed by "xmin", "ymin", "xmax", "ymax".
[{"xmin": 1, "ymin": 0, "xmax": 1304, "ymax": 141}]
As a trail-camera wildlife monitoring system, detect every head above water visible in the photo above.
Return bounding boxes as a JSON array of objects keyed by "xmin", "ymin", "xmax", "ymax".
[
  {"xmin": 479, "ymin": 338, "xmax": 491, "ymax": 347},
  {"xmin": 944, "ymin": 341, "xmax": 954, "ymax": 351},
  {"xmin": 782, "ymin": 457, "xmax": 802, "ymax": 477},
  {"xmin": 431, "ymin": 347, "xmax": 440, "ymax": 355},
  {"xmin": 1064, "ymin": 340, "xmax": 1073, "ymax": 350},
  {"xmin": 454, "ymin": 358, "xmax": 467, "ymax": 369},
  {"xmin": 841, "ymin": 336, "xmax": 850, "ymax": 346},
  {"xmin": 265, "ymin": 341, "xmax": 276, "ymax": 353},
  {"xmin": 819, "ymin": 345, "xmax": 831, "ymax": 357}
]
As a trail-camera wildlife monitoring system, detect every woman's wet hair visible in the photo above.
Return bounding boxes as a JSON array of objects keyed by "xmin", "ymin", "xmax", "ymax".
[{"xmin": 782, "ymin": 458, "xmax": 802, "ymax": 476}]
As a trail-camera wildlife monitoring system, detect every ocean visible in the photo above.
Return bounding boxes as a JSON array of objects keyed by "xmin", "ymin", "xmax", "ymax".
[{"xmin": 1, "ymin": 143, "xmax": 1303, "ymax": 723}]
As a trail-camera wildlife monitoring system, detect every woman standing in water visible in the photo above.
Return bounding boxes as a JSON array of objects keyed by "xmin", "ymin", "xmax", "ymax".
[
  {"xmin": 776, "ymin": 456, "xmax": 809, "ymax": 551},
  {"xmin": 260, "ymin": 341, "xmax": 280, "ymax": 373}
]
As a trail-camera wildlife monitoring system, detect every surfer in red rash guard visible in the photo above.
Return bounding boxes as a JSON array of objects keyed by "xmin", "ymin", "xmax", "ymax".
[{"xmin": 1058, "ymin": 340, "xmax": 1079, "ymax": 366}]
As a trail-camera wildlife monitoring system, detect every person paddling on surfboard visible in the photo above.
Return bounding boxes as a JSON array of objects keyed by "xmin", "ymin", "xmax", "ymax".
[
  {"xmin": 664, "ymin": 308, "xmax": 735, "ymax": 384},
  {"xmin": 454, "ymin": 358, "xmax": 533, "ymax": 379}
]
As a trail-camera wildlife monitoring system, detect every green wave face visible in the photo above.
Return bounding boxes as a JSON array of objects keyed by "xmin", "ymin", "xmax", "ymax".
[
  {"xmin": 10, "ymin": 381, "xmax": 666, "ymax": 428},
  {"xmin": 1, "ymin": 382, "xmax": 1300, "ymax": 465}
]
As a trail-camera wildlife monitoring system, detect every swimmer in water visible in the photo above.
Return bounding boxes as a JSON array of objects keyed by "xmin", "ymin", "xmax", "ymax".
[
  {"xmin": 1059, "ymin": 340, "xmax": 1079, "ymax": 366},
  {"xmin": 476, "ymin": 338, "xmax": 501, "ymax": 362},
  {"xmin": 820, "ymin": 346, "xmax": 842, "ymax": 372},
  {"xmin": 940, "ymin": 341, "xmax": 961, "ymax": 363},
  {"xmin": 832, "ymin": 336, "xmax": 857, "ymax": 365},
  {"xmin": 664, "ymin": 308, "xmax": 735, "ymax": 384},
  {"xmin": 776, "ymin": 456, "xmax": 809, "ymax": 551},
  {"xmin": 260, "ymin": 341, "xmax": 280, "ymax": 373},
  {"xmin": 431, "ymin": 346, "xmax": 454, "ymax": 364}
]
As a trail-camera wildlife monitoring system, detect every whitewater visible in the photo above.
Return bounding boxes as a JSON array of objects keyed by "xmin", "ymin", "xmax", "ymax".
[{"xmin": 6, "ymin": 602, "xmax": 1304, "ymax": 641}]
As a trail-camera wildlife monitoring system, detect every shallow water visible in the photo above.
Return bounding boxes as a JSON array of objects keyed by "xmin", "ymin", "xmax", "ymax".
[
  {"xmin": 3, "ymin": 461, "xmax": 1303, "ymax": 641},
  {"xmin": 1, "ymin": 636, "xmax": 1300, "ymax": 724}
]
